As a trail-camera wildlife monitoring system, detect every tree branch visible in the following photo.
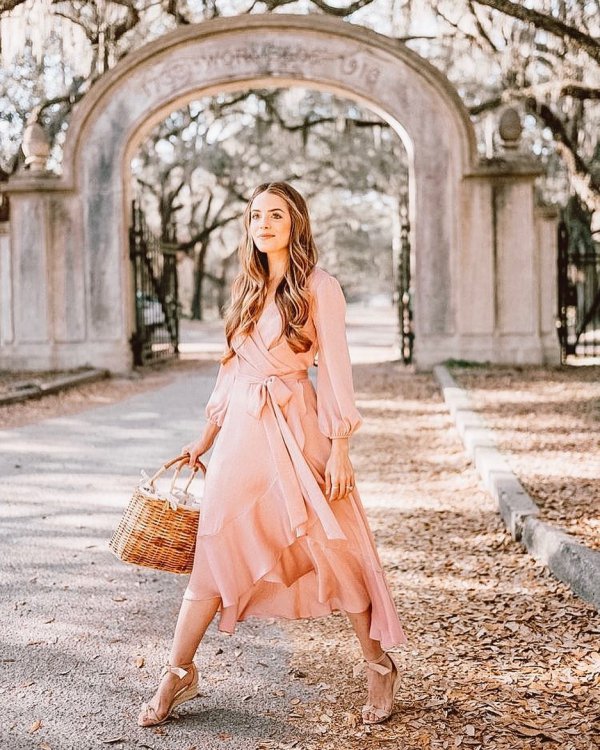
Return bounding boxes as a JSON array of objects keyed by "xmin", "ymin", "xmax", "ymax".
[
  {"xmin": 469, "ymin": 79, "xmax": 600, "ymax": 115},
  {"xmin": 467, "ymin": 0, "xmax": 499, "ymax": 54},
  {"xmin": 308, "ymin": 0, "xmax": 376, "ymax": 15},
  {"xmin": 108, "ymin": 0, "xmax": 140, "ymax": 43},
  {"xmin": 0, "ymin": 0, "xmax": 27, "ymax": 12},
  {"xmin": 179, "ymin": 210, "xmax": 242, "ymax": 253},
  {"xmin": 429, "ymin": 0, "xmax": 490, "ymax": 53},
  {"xmin": 164, "ymin": 0, "xmax": 191, "ymax": 25},
  {"xmin": 472, "ymin": 0, "xmax": 600, "ymax": 63},
  {"xmin": 524, "ymin": 98, "xmax": 598, "ymax": 213},
  {"xmin": 259, "ymin": 0, "xmax": 376, "ymax": 16}
]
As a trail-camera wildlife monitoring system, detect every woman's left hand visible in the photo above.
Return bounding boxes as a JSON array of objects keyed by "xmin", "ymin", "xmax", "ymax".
[{"xmin": 324, "ymin": 440, "xmax": 355, "ymax": 502}]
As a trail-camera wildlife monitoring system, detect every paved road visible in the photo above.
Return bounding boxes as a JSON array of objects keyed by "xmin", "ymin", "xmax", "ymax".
[{"xmin": 0, "ymin": 366, "xmax": 321, "ymax": 750}]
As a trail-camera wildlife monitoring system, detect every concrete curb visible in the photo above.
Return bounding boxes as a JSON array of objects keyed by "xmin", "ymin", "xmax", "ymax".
[
  {"xmin": 0, "ymin": 368, "xmax": 110, "ymax": 405},
  {"xmin": 433, "ymin": 364, "xmax": 600, "ymax": 612}
]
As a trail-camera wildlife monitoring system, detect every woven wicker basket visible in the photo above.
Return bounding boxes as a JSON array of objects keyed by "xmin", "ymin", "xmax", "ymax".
[{"xmin": 108, "ymin": 453, "xmax": 205, "ymax": 574}]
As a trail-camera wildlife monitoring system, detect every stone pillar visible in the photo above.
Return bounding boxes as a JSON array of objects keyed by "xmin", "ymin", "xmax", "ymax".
[
  {"xmin": 495, "ymin": 163, "xmax": 543, "ymax": 362},
  {"xmin": 3, "ymin": 178, "xmax": 53, "ymax": 366},
  {"xmin": 460, "ymin": 158, "xmax": 548, "ymax": 363},
  {"xmin": 0, "ymin": 219, "xmax": 13, "ymax": 347},
  {"xmin": 1, "ymin": 174, "xmax": 131, "ymax": 371},
  {"xmin": 535, "ymin": 206, "xmax": 561, "ymax": 363},
  {"xmin": 456, "ymin": 173, "xmax": 495, "ymax": 360},
  {"xmin": 453, "ymin": 104, "xmax": 556, "ymax": 366},
  {"xmin": 0, "ymin": 109, "xmax": 134, "ymax": 372}
]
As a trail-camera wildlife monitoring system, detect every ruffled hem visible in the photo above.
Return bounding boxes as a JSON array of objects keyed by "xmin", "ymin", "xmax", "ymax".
[{"xmin": 183, "ymin": 480, "xmax": 409, "ymax": 651}]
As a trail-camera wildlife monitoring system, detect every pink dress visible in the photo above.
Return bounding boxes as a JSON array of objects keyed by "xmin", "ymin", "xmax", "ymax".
[{"xmin": 183, "ymin": 266, "xmax": 409, "ymax": 651}]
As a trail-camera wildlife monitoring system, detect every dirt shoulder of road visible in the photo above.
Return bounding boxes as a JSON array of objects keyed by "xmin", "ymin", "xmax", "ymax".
[
  {"xmin": 449, "ymin": 363, "xmax": 600, "ymax": 552},
  {"xmin": 0, "ymin": 357, "xmax": 218, "ymax": 431}
]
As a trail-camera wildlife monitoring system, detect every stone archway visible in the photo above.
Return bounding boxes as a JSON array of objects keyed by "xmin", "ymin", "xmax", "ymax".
[{"xmin": 2, "ymin": 15, "xmax": 558, "ymax": 371}]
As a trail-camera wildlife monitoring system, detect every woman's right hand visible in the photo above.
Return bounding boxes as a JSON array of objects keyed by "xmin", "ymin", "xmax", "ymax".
[{"xmin": 181, "ymin": 437, "xmax": 211, "ymax": 467}]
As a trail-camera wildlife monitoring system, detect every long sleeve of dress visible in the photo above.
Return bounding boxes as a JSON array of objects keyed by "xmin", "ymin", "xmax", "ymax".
[
  {"xmin": 312, "ymin": 273, "xmax": 364, "ymax": 439},
  {"xmin": 205, "ymin": 354, "xmax": 237, "ymax": 427}
]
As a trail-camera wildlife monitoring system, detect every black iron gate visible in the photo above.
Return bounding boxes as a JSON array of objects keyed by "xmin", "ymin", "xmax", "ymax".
[
  {"xmin": 396, "ymin": 202, "xmax": 414, "ymax": 364},
  {"xmin": 129, "ymin": 200, "xmax": 180, "ymax": 366},
  {"xmin": 557, "ymin": 212, "xmax": 600, "ymax": 363}
]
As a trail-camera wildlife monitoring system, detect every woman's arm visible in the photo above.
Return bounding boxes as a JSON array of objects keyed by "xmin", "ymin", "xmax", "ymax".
[
  {"xmin": 312, "ymin": 273, "xmax": 363, "ymax": 500},
  {"xmin": 182, "ymin": 356, "xmax": 235, "ymax": 465},
  {"xmin": 182, "ymin": 419, "xmax": 221, "ymax": 467},
  {"xmin": 312, "ymin": 273, "xmax": 363, "ymax": 440}
]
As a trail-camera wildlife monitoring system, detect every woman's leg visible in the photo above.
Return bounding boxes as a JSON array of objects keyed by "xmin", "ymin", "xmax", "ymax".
[
  {"xmin": 138, "ymin": 596, "xmax": 221, "ymax": 723},
  {"xmin": 169, "ymin": 596, "xmax": 221, "ymax": 664},
  {"xmin": 345, "ymin": 604, "xmax": 399, "ymax": 723}
]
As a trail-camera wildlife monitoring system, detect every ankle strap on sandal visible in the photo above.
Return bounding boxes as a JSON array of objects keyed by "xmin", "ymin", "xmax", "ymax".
[
  {"xmin": 352, "ymin": 651, "xmax": 391, "ymax": 678},
  {"xmin": 160, "ymin": 661, "xmax": 195, "ymax": 679}
]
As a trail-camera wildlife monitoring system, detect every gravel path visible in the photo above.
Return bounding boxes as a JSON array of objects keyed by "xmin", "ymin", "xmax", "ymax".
[{"xmin": 0, "ymin": 364, "xmax": 322, "ymax": 750}]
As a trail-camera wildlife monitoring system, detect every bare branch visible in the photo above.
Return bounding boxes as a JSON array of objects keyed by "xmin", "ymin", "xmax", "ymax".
[
  {"xmin": 164, "ymin": 0, "xmax": 191, "ymax": 25},
  {"xmin": 467, "ymin": 0, "xmax": 498, "ymax": 54},
  {"xmin": 429, "ymin": 0, "xmax": 490, "ymax": 53},
  {"xmin": 180, "ymin": 210, "xmax": 242, "ymax": 253},
  {"xmin": 524, "ymin": 96, "xmax": 599, "ymax": 211},
  {"xmin": 107, "ymin": 0, "xmax": 140, "ymax": 43},
  {"xmin": 260, "ymin": 0, "xmax": 377, "ymax": 16},
  {"xmin": 0, "ymin": 0, "xmax": 27, "ymax": 12},
  {"xmin": 36, "ymin": 88, "xmax": 86, "ymax": 119},
  {"xmin": 471, "ymin": 0, "xmax": 600, "ymax": 63},
  {"xmin": 469, "ymin": 79, "xmax": 600, "ymax": 115},
  {"xmin": 308, "ymin": 0, "xmax": 376, "ymax": 16},
  {"xmin": 469, "ymin": 95, "xmax": 503, "ymax": 116}
]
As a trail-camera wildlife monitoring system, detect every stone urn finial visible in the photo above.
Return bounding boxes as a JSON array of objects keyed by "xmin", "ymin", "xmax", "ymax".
[
  {"xmin": 21, "ymin": 115, "xmax": 50, "ymax": 172},
  {"xmin": 498, "ymin": 106, "xmax": 523, "ymax": 151}
]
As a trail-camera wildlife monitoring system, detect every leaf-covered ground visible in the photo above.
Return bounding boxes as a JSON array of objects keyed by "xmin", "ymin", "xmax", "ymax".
[
  {"xmin": 275, "ymin": 363, "xmax": 599, "ymax": 750},
  {"xmin": 450, "ymin": 364, "xmax": 600, "ymax": 552}
]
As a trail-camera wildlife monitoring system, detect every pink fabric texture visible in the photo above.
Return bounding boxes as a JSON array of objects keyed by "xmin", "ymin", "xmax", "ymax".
[{"xmin": 183, "ymin": 266, "xmax": 409, "ymax": 650}]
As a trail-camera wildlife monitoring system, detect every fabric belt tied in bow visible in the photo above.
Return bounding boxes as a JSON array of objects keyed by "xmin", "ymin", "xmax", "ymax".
[
  {"xmin": 244, "ymin": 371, "xmax": 298, "ymax": 420},
  {"xmin": 236, "ymin": 370, "xmax": 347, "ymax": 543}
]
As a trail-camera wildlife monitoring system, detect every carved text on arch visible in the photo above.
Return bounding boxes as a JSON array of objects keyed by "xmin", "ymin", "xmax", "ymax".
[{"xmin": 139, "ymin": 43, "xmax": 381, "ymax": 98}]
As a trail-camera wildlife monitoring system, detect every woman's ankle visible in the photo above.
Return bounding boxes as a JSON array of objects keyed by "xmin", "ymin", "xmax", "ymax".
[{"xmin": 364, "ymin": 650, "xmax": 387, "ymax": 664}]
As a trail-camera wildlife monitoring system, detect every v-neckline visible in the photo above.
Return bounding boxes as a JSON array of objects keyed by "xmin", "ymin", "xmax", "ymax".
[{"xmin": 257, "ymin": 301, "xmax": 283, "ymax": 351}]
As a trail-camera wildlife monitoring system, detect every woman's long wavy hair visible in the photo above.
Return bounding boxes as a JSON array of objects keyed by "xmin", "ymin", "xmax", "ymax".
[{"xmin": 219, "ymin": 182, "xmax": 319, "ymax": 364}]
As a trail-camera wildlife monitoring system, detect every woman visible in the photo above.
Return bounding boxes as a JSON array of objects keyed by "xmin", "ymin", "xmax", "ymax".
[{"xmin": 137, "ymin": 181, "xmax": 409, "ymax": 729}]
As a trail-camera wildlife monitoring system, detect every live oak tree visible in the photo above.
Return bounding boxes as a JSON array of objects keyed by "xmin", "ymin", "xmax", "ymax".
[
  {"xmin": 426, "ymin": 0, "xmax": 599, "ymax": 214},
  {"xmin": 1, "ymin": 0, "xmax": 597, "ymax": 293},
  {"xmin": 2, "ymin": 0, "xmax": 596, "ymax": 197}
]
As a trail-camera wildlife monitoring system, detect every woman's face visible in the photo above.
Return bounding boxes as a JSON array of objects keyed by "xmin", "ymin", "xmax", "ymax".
[{"xmin": 249, "ymin": 192, "xmax": 292, "ymax": 257}]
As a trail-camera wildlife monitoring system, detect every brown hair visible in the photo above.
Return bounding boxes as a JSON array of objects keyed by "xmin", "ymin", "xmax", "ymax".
[{"xmin": 220, "ymin": 181, "xmax": 319, "ymax": 364}]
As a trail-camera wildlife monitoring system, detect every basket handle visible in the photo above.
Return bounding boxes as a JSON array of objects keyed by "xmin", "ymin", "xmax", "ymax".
[{"xmin": 148, "ymin": 453, "xmax": 207, "ymax": 494}]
